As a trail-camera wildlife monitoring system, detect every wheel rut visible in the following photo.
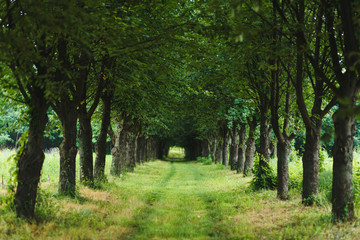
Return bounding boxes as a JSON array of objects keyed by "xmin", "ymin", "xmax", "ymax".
[{"xmin": 127, "ymin": 161, "xmax": 225, "ymax": 239}]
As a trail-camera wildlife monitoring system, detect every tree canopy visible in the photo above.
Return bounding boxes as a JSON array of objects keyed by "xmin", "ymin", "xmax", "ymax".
[{"xmin": 1, "ymin": 0, "xmax": 360, "ymax": 222}]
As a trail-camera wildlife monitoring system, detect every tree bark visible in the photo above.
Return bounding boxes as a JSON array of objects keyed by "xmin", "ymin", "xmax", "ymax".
[
  {"xmin": 229, "ymin": 129, "xmax": 239, "ymax": 171},
  {"xmin": 201, "ymin": 140, "xmax": 210, "ymax": 157},
  {"xmin": 259, "ymin": 103, "xmax": 272, "ymax": 166},
  {"xmin": 222, "ymin": 134, "xmax": 229, "ymax": 166},
  {"xmin": 54, "ymin": 39, "xmax": 86, "ymax": 196},
  {"xmin": 14, "ymin": 89, "xmax": 48, "ymax": 218},
  {"xmin": 110, "ymin": 125, "xmax": 123, "ymax": 176},
  {"xmin": 78, "ymin": 112, "xmax": 94, "ymax": 185},
  {"xmin": 328, "ymin": 0, "xmax": 360, "ymax": 221},
  {"xmin": 94, "ymin": 94, "xmax": 112, "ymax": 180},
  {"xmin": 146, "ymin": 137, "xmax": 151, "ymax": 160},
  {"xmin": 147, "ymin": 136, "xmax": 158, "ymax": 160},
  {"xmin": 215, "ymin": 138, "xmax": 223, "ymax": 164},
  {"xmin": 244, "ymin": 117, "xmax": 257, "ymax": 176},
  {"xmin": 237, "ymin": 123, "xmax": 246, "ymax": 173},
  {"xmin": 136, "ymin": 134, "xmax": 144, "ymax": 164},
  {"xmin": 271, "ymin": 140, "xmax": 277, "ymax": 159},
  {"xmin": 277, "ymin": 140, "xmax": 290, "ymax": 200},
  {"xmin": 139, "ymin": 135, "xmax": 147, "ymax": 163},
  {"xmin": 153, "ymin": 137, "xmax": 160, "ymax": 159},
  {"xmin": 145, "ymin": 137, "xmax": 149, "ymax": 161},
  {"xmin": 210, "ymin": 138, "xmax": 217, "ymax": 162},
  {"xmin": 332, "ymin": 104, "xmax": 355, "ymax": 220},
  {"xmin": 156, "ymin": 139, "xmax": 166, "ymax": 160},
  {"xmin": 58, "ymin": 107, "xmax": 78, "ymax": 196},
  {"xmin": 302, "ymin": 123, "xmax": 321, "ymax": 202},
  {"xmin": 126, "ymin": 133, "xmax": 137, "ymax": 172}
]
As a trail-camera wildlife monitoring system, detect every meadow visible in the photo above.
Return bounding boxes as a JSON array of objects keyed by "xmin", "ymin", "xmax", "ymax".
[{"xmin": 0, "ymin": 147, "xmax": 360, "ymax": 239}]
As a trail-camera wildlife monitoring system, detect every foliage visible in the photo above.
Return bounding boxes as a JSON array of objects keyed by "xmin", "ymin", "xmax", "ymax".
[
  {"xmin": 34, "ymin": 188, "xmax": 59, "ymax": 222},
  {"xmin": 319, "ymin": 147, "xmax": 329, "ymax": 174},
  {"xmin": 288, "ymin": 145, "xmax": 300, "ymax": 163},
  {"xmin": 0, "ymin": 134, "xmax": 13, "ymax": 148},
  {"xmin": 7, "ymin": 131, "xmax": 28, "ymax": 191},
  {"xmin": 288, "ymin": 157, "xmax": 303, "ymax": 191},
  {"xmin": 353, "ymin": 157, "xmax": 360, "ymax": 208},
  {"xmin": 196, "ymin": 156, "xmax": 212, "ymax": 165},
  {"xmin": 250, "ymin": 153, "xmax": 276, "ymax": 191}
]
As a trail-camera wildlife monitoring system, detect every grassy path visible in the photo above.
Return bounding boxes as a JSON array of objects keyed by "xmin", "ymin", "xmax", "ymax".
[
  {"xmin": 127, "ymin": 162, "xmax": 220, "ymax": 239},
  {"xmin": 2, "ymin": 156, "xmax": 360, "ymax": 239}
]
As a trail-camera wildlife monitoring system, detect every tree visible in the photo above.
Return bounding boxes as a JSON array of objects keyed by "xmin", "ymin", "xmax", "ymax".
[
  {"xmin": 322, "ymin": 0, "xmax": 360, "ymax": 221},
  {"xmin": 0, "ymin": 0, "xmax": 67, "ymax": 218}
]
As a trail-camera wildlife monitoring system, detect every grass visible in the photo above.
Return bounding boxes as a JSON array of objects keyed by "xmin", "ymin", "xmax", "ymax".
[
  {"xmin": 166, "ymin": 146, "xmax": 186, "ymax": 162},
  {"xmin": 0, "ymin": 148, "xmax": 112, "ymax": 190},
  {"xmin": 1, "ymin": 148, "xmax": 360, "ymax": 239}
]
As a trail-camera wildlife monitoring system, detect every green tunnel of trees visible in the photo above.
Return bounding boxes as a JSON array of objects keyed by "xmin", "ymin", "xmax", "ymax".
[{"xmin": 1, "ymin": 0, "xmax": 360, "ymax": 222}]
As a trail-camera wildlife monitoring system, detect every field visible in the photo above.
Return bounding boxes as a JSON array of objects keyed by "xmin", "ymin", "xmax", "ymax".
[{"xmin": 0, "ymin": 147, "xmax": 360, "ymax": 239}]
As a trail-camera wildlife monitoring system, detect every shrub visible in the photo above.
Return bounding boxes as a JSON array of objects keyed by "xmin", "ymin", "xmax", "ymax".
[
  {"xmin": 288, "ymin": 145, "xmax": 300, "ymax": 162},
  {"xmin": 196, "ymin": 157, "xmax": 212, "ymax": 165},
  {"xmin": 0, "ymin": 134, "xmax": 13, "ymax": 148},
  {"xmin": 353, "ymin": 164, "xmax": 360, "ymax": 207},
  {"xmin": 35, "ymin": 188, "xmax": 59, "ymax": 222},
  {"xmin": 250, "ymin": 153, "xmax": 276, "ymax": 190},
  {"xmin": 303, "ymin": 194, "xmax": 322, "ymax": 206},
  {"xmin": 288, "ymin": 159, "xmax": 303, "ymax": 191}
]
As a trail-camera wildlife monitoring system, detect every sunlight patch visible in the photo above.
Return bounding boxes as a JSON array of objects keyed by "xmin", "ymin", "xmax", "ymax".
[
  {"xmin": 119, "ymin": 196, "xmax": 146, "ymax": 218},
  {"xmin": 80, "ymin": 187, "xmax": 117, "ymax": 204},
  {"xmin": 60, "ymin": 201, "xmax": 102, "ymax": 213},
  {"xmin": 233, "ymin": 201, "xmax": 308, "ymax": 231}
]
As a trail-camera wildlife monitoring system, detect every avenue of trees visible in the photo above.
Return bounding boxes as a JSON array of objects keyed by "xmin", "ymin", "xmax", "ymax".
[{"xmin": 0, "ymin": 0, "xmax": 360, "ymax": 222}]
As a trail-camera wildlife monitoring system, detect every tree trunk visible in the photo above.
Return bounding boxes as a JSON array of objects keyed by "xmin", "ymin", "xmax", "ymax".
[
  {"xmin": 228, "ymin": 123, "xmax": 239, "ymax": 170},
  {"xmin": 210, "ymin": 138, "xmax": 217, "ymax": 162},
  {"xmin": 136, "ymin": 134, "xmax": 143, "ymax": 164},
  {"xmin": 229, "ymin": 130, "xmax": 239, "ymax": 171},
  {"xmin": 94, "ymin": 94, "xmax": 112, "ymax": 181},
  {"xmin": 58, "ymin": 108, "xmax": 78, "ymax": 196},
  {"xmin": 244, "ymin": 118, "xmax": 257, "ymax": 176},
  {"xmin": 201, "ymin": 140, "xmax": 210, "ymax": 157},
  {"xmin": 302, "ymin": 123, "xmax": 321, "ymax": 203},
  {"xmin": 277, "ymin": 140, "xmax": 291, "ymax": 200},
  {"xmin": 147, "ymin": 136, "xmax": 158, "ymax": 160},
  {"xmin": 126, "ymin": 134, "xmax": 136, "ymax": 172},
  {"xmin": 271, "ymin": 141, "xmax": 277, "ymax": 159},
  {"xmin": 332, "ymin": 106, "xmax": 355, "ymax": 220},
  {"xmin": 123, "ymin": 133, "xmax": 130, "ymax": 171},
  {"xmin": 145, "ymin": 137, "xmax": 149, "ymax": 161},
  {"xmin": 139, "ymin": 135, "xmax": 146, "ymax": 163},
  {"xmin": 157, "ymin": 139, "xmax": 165, "ymax": 160},
  {"xmin": 215, "ymin": 138, "xmax": 223, "ymax": 164},
  {"xmin": 237, "ymin": 123, "xmax": 246, "ymax": 173},
  {"xmin": 110, "ymin": 125, "xmax": 123, "ymax": 176},
  {"xmin": 14, "ymin": 90, "xmax": 48, "ymax": 218},
  {"xmin": 259, "ymin": 108, "xmax": 271, "ymax": 166},
  {"xmin": 146, "ymin": 137, "xmax": 151, "ymax": 160},
  {"xmin": 328, "ymin": 0, "xmax": 359, "ymax": 221},
  {"xmin": 222, "ymin": 135, "xmax": 229, "ymax": 166},
  {"xmin": 78, "ymin": 113, "xmax": 94, "ymax": 185}
]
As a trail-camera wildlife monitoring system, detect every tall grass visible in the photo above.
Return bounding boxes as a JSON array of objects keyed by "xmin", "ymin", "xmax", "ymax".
[
  {"xmin": 268, "ymin": 147, "xmax": 360, "ymax": 211},
  {"xmin": 0, "ymin": 149, "xmax": 16, "ymax": 187},
  {"xmin": 0, "ymin": 148, "xmax": 113, "ymax": 191},
  {"xmin": 1, "ymin": 147, "xmax": 360, "ymax": 239}
]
